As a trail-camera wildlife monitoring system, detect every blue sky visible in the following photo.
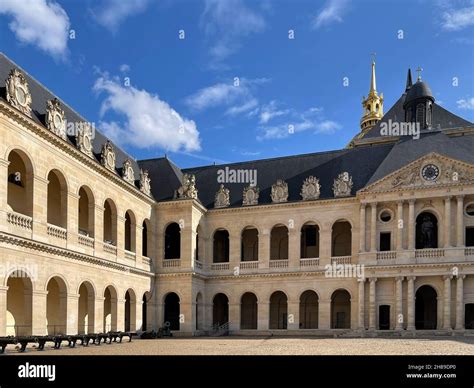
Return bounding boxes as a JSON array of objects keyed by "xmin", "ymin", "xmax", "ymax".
[{"xmin": 0, "ymin": 0, "xmax": 473, "ymax": 168}]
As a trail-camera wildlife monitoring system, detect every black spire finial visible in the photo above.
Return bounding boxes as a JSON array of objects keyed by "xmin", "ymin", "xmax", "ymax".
[{"xmin": 405, "ymin": 68, "xmax": 413, "ymax": 92}]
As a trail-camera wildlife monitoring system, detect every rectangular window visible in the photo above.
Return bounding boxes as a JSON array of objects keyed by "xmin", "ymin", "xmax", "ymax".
[
  {"xmin": 466, "ymin": 227, "xmax": 474, "ymax": 247},
  {"xmin": 380, "ymin": 232, "xmax": 391, "ymax": 251}
]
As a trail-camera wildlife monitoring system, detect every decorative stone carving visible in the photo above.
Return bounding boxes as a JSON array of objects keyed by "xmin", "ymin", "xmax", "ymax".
[
  {"xmin": 101, "ymin": 140, "xmax": 116, "ymax": 172},
  {"xmin": 75, "ymin": 122, "xmax": 94, "ymax": 158},
  {"xmin": 300, "ymin": 176, "xmax": 321, "ymax": 200},
  {"xmin": 6, "ymin": 68, "xmax": 32, "ymax": 117},
  {"xmin": 140, "ymin": 169, "xmax": 151, "ymax": 196},
  {"xmin": 333, "ymin": 172, "xmax": 353, "ymax": 197},
  {"xmin": 46, "ymin": 98, "xmax": 66, "ymax": 139},
  {"xmin": 214, "ymin": 184, "xmax": 230, "ymax": 208},
  {"xmin": 242, "ymin": 185, "xmax": 259, "ymax": 206},
  {"xmin": 122, "ymin": 158, "xmax": 135, "ymax": 184},
  {"xmin": 271, "ymin": 179, "xmax": 289, "ymax": 203},
  {"xmin": 176, "ymin": 173, "xmax": 198, "ymax": 199}
]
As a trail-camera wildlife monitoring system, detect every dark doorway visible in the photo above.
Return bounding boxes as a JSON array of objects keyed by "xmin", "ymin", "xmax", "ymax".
[
  {"xmin": 331, "ymin": 289, "xmax": 351, "ymax": 329},
  {"xmin": 466, "ymin": 227, "xmax": 474, "ymax": 247},
  {"xmin": 299, "ymin": 290, "xmax": 319, "ymax": 329},
  {"xmin": 465, "ymin": 304, "xmax": 474, "ymax": 329},
  {"xmin": 240, "ymin": 292, "xmax": 258, "ymax": 330},
  {"xmin": 213, "ymin": 293, "xmax": 229, "ymax": 326},
  {"xmin": 164, "ymin": 292, "xmax": 180, "ymax": 330},
  {"xmin": 379, "ymin": 305, "xmax": 390, "ymax": 330},
  {"xmin": 269, "ymin": 291, "xmax": 288, "ymax": 329},
  {"xmin": 379, "ymin": 232, "xmax": 391, "ymax": 251},
  {"xmin": 415, "ymin": 285, "xmax": 437, "ymax": 329},
  {"xmin": 165, "ymin": 223, "xmax": 181, "ymax": 259}
]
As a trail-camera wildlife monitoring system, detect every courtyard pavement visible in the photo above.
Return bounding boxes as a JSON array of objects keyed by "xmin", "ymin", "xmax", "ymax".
[{"xmin": 8, "ymin": 336, "xmax": 474, "ymax": 355}]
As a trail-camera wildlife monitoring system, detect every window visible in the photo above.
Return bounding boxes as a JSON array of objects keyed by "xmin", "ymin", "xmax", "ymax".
[
  {"xmin": 466, "ymin": 203, "xmax": 474, "ymax": 217},
  {"xmin": 380, "ymin": 210, "xmax": 392, "ymax": 223},
  {"xmin": 416, "ymin": 103, "xmax": 425, "ymax": 128},
  {"xmin": 466, "ymin": 227, "xmax": 474, "ymax": 247},
  {"xmin": 380, "ymin": 232, "xmax": 391, "ymax": 251}
]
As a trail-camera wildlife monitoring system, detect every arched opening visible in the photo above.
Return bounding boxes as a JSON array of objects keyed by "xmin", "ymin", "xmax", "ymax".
[
  {"xmin": 301, "ymin": 223, "xmax": 320, "ymax": 258},
  {"xmin": 164, "ymin": 292, "xmax": 180, "ymax": 330},
  {"xmin": 103, "ymin": 199, "xmax": 117, "ymax": 245},
  {"xmin": 240, "ymin": 292, "xmax": 258, "ymax": 330},
  {"xmin": 46, "ymin": 277, "xmax": 67, "ymax": 335},
  {"xmin": 195, "ymin": 228, "xmax": 200, "ymax": 261},
  {"xmin": 124, "ymin": 289, "xmax": 136, "ymax": 332},
  {"xmin": 299, "ymin": 290, "xmax": 319, "ymax": 329},
  {"xmin": 415, "ymin": 285, "xmax": 437, "ymax": 329},
  {"xmin": 465, "ymin": 304, "xmax": 474, "ymax": 329},
  {"xmin": 164, "ymin": 223, "xmax": 181, "ymax": 259},
  {"xmin": 124, "ymin": 210, "xmax": 136, "ymax": 252},
  {"xmin": 103, "ymin": 286, "xmax": 118, "ymax": 332},
  {"xmin": 7, "ymin": 149, "xmax": 33, "ymax": 216},
  {"xmin": 47, "ymin": 170, "xmax": 67, "ymax": 228},
  {"xmin": 142, "ymin": 219, "xmax": 150, "ymax": 257},
  {"xmin": 142, "ymin": 292, "xmax": 150, "ymax": 331},
  {"xmin": 78, "ymin": 281, "xmax": 95, "ymax": 334},
  {"xmin": 331, "ymin": 289, "xmax": 351, "ymax": 329},
  {"xmin": 416, "ymin": 212, "xmax": 438, "ymax": 249},
  {"xmin": 213, "ymin": 229, "xmax": 229, "ymax": 263},
  {"xmin": 78, "ymin": 186, "xmax": 94, "ymax": 237},
  {"xmin": 196, "ymin": 293, "xmax": 203, "ymax": 330},
  {"xmin": 6, "ymin": 272, "xmax": 32, "ymax": 335},
  {"xmin": 270, "ymin": 225, "xmax": 288, "ymax": 260},
  {"xmin": 213, "ymin": 293, "xmax": 229, "ymax": 326},
  {"xmin": 269, "ymin": 291, "xmax": 287, "ymax": 329},
  {"xmin": 331, "ymin": 221, "xmax": 352, "ymax": 256},
  {"xmin": 241, "ymin": 227, "xmax": 258, "ymax": 261}
]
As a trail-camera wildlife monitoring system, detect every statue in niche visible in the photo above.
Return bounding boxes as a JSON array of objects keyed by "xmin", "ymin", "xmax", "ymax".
[{"xmin": 421, "ymin": 215, "xmax": 435, "ymax": 248}]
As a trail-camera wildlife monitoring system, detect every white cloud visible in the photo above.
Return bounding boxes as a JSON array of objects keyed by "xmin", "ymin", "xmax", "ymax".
[
  {"xmin": 312, "ymin": 0, "xmax": 349, "ymax": 29},
  {"xmin": 185, "ymin": 78, "xmax": 268, "ymax": 116},
  {"xmin": 0, "ymin": 0, "xmax": 70, "ymax": 59},
  {"xmin": 259, "ymin": 101, "xmax": 290, "ymax": 124},
  {"xmin": 119, "ymin": 64, "xmax": 130, "ymax": 73},
  {"xmin": 201, "ymin": 0, "xmax": 266, "ymax": 62},
  {"xmin": 457, "ymin": 97, "xmax": 474, "ymax": 109},
  {"xmin": 257, "ymin": 106, "xmax": 341, "ymax": 140},
  {"xmin": 94, "ymin": 74, "xmax": 200, "ymax": 152},
  {"xmin": 441, "ymin": 6, "xmax": 474, "ymax": 31},
  {"xmin": 93, "ymin": 0, "xmax": 151, "ymax": 31}
]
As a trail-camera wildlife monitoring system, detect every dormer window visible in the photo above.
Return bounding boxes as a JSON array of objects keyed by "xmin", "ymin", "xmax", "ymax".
[
  {"xmin": 416, "ymin": 103, "xmax": 425, "ymax": 128},
  {"xmin": 427, "ymin": 103, "xmax": 432, "ymax": 126}
]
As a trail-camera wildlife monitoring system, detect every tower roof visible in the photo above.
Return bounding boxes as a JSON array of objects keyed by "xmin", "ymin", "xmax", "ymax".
[{"xmin": 405, "ymin": 80, "xmax": 434, "ymax": 105}]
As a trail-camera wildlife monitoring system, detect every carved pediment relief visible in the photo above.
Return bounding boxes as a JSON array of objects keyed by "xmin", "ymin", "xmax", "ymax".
[
  {"xmin": 122, "ymin": 158, "xmax": 135, "ymax": 184},
  {"xmin": 175, "ymin": 173, "xmax": 198, "ymax": 200},
  {"xmin": 101, "ymin": 140, "xmax": 116, "ymax": 172},
  {"xmin": 333, "ymin": 172, "xmax": 353, "ymax": 197},
  {"xmin": 140, "ymin": 169, "xmax": 151, "ymax": 196},
  {"xmin": 242, "ymin": 185, "xmax": 259, "ymax": 206},
  {"xmin": 6, "ymin": 68, "xmax": 32, "ymax": 117},
  {"xmin": 76, "ymin": 122, "xmax": 94, "ymax": 158},
  {"xmin": 271, "ymin": 179, "xmax": 288, "ymax": 203},
  {"xmin": 46, "ymin": 98, "xmax": 66, "ymax": 139},
  {"xmin": 214, "ymin": 184, "xmax": 230, "ymax": 208},
  {"xmin": 361, "ymin": 153, "xmax": 474, "ymax": 193},
  {"xmin": 301, "ymin": 176, "xmax": 321, "ymax": 200}
]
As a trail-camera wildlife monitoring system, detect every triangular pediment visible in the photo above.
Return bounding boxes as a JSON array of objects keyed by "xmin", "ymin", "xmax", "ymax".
[{"xmin": 359, "ymin": 152, "xmax": 474, "ymax": 193}]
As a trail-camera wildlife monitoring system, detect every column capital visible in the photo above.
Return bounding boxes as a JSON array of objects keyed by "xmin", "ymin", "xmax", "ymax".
[
  {"xmin": 369, "ymin": 277, "xmax": 378, "ymax": 283},
  {"xmin": 357, "ymin": 277, "xmax": 366, "ymax": 283},
  {"xmin": 407, "ymin": 276, "xmax": 416, "ymax": 281},
  {"xmin": 395, "ymin": 276, "xmax": 404, "ymax": 282},
  {"xmin": 408, "ymin": 199, "xmax": 416, "ymax": 205},
  {"xmin": 456, "ymin": 195, "xmax": 465, "ymax": 201},
  {"xmin": 32, "ymin": 290, "xmax": 49, "ymax": 296},
  {"xmin": 370, "ymin": 202, "xmax": 378, "ymax": 208},
  {"xmin": 456, "ymin": 274, "xmax": 466, "ymax": 280},
  {"xmin": 397, "ymin": 200, "xmax": 405, "ymax": 205},
  {"xmin": 360, "ymin": 203, "xmax": 367, "ymax": 210},
  {"xmin": 445, "ymin": 196, "xmax": 453, "ymax": 201},
  {"xmin": 443, "ymin": 275, "xmax": 453, "ymax": 281}
]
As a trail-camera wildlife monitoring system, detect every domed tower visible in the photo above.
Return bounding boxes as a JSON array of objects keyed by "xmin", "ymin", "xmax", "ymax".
[
  {"xmin": 403, "ymin": 68, "xmax": 434, "ymax": 130},
  {"xmin": 360, "ymin": 59, "xmax": 384, "ymax": 133}
]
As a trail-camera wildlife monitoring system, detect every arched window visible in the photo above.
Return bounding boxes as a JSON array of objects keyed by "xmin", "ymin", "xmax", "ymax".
[
  {"xmin": 7, "ymin": 150, "xmax": 33, "ymax": 216},
  {"xmin": 124, "ymin": 210, "xmax": 136, "ymax": 252},
  {"xmin": 103, "ymin": 199, "xmax": 117, "ymax": 245},
  {"xmin": 331, "ymin": 221, "xmax": 352, "ymax": 256},
  {"xmin": 301, "ymin": 223, "xmax": 319, "ymax": 258},
  {"xmin": 47, "ymin": 170, "xmax": 67, "ymax": 228},
  {"xmin": 165, "ymin": 223, "xmax": 181, "ymax": 259},
  {"xmin": 416, "ymin": 212, "xmax": 438, "ymax": 249},
  {"xmin": 416, "ymin": 103, "xmax": 425, "ymax": 128},
  {"xmin": 241, "ymin": 227, "xmax": 258, "ymax": 261},
  {"xmin": 78, "ymin": 186, "xmax": 94, "ymax": 236},
  {"xmin": 213, "ymin": 229, "xmax": 229, "ymax": 263},
  {"xmin": 270, "ymin": 225, "xmax": 288, "ymax": 260},
  {"xmin": 142, "ymin": 219, "xmax": 150, "ymax": 257}
]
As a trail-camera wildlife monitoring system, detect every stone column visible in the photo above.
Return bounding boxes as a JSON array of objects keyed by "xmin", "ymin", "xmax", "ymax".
[
  {"xmin": 442, "ymin": 275, "xmax": 453, "ymax": 329},
  {"xmin": 288, "ymin": 229, "xmax": 300, "ymax": 269},
  {"xmin": 395, "ymin": 277, "xmax": 404, "ymax": 330},
  {"xmin": 456, "ymin": 195, "xmax": 464, "ymax": 247},
  {"xmin": 359, "ymin": 204, "xmax": 366, "ymax": 253},
  {"xmin": 32, "ymin": 176, "xmax": 49, "ymax": 242},
  {"xmin": 94, "ymin": 203, "xmax": 104, "ymax": 256},
  {"xmin": 369, "ymin": 278, "xmax": 377, "ymax": 330},
  {"xmin": 319, "ymin": 299, "xmax": 331, "ymax": 329},
  {"xmin": 179, "ymin": 302, "xmax": 193, "ymax": 333},
  {"xmin": 259, "ymin": 229, "xmax": 270, "ymax": 270},
  {"xmin": 287, "ymin": 300, "xmax": 300, "ymax": 330},
  {"xmin": 116, "ymin": 298, "xmax": 126, "ymax": 332},
  {"xmin": 229, "ymin": 302, "xmax": 240, "ymax": 331},
  {"xmin": 66, "ymin": 192, "xmax": 79, "ymax": 249},
  {"xmin": 407, "ymin": 276, "xmax": 416, "ymax": 330},
  {"xmin": 94, "ymin": 297, "xmax": 105, "ymax": 333},
  {"xmin": 135, "ymin": 299, "xmax": 143, "ymax": 331},
  {"xmin": 229, "ymin": 229, "xmax": 241, "ymax": 273},
  {"xmin": 455, "ymin": 275, "xmax": 465, "ymax": 330},
  {"xmin": 358, "ymin": 278, "xmax": 365, "ymax": 329},
  {"xmin": 117, "ymin": 215, "xmax": 126, "ymax": 256},
  {"xmin": 257, "ymin": 301, "xmax": 269, "ymax": 330},
  {"xmin": 444, "ymin": 197, "xmax": 452, "ymax": 248},
  {"xmin": 408, "ymin": 200, "xmax": 416, "ymax": 250},
  {"xmin": 0, "ymin": 159, "xmax": 10, "ymax": 231},
  {"xmin": 31, "ymin": 290, "xmax": 48, "ymax": 336},
  {"xmin": 370, "ymin": 203, "xmax": 377, "ymax": 252},
  {"xmin": 396, "ymin": 201, "xmax": 404, "ymax": 250},
  {"xmin": 0, "ymin": 286, "xmax": 8, "ymax": 336},
  {"xmin": 66, "ymin": 293, "xmax": 80, "ymax": 335}
]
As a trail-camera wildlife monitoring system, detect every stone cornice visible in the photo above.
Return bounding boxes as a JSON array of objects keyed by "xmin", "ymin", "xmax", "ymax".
[
  {"xmin": 0, "ymin": 232, "xmax": 154, "ymax": 278},
  {"xmin": 0, "ymin": 101, "xmax": 154, "ymax": 205}
]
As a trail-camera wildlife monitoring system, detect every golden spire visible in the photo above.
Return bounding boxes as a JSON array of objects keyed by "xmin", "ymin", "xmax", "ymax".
[
  {"xmin": 359, "ymin": 55, "xmax": 384, "ymax": 134},
  {"xmin": 369, "ymin": 53, "xmax": 377, "ymax": 95}
]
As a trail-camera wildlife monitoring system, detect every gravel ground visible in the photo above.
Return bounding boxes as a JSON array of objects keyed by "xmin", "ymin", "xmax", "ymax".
[{"xmin": 8, "ymin": 336, "xmax": 474, "ymax": 355}]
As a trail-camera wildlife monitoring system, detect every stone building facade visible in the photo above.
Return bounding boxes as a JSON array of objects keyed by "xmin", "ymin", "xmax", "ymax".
[{"xmin": 1, "ymin": 53, "xmax": 474, "ymax": 337}]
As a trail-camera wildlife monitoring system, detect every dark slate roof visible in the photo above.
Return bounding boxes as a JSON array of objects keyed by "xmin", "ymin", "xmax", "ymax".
[
  {"xmin": 363, "ymin": 99, "xmax": 473, "ymax": 139},
  {"xmin": 138, "ymin": 157, "xmax": 183, "ymax": 201},
  {"xmin": 176, "ymin": 144, "xmax": 395, "ymax": 208},
  {"xmin": 405, "ymin": 81, "xmax": 434, "ymax": 104},
  {"xmin": 0, "ymin": 53, "xmax": 142, "ymax": 188},
  {"xmin": 366, "ymin": 132, "xmax": 474, "ymax": 185}
]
